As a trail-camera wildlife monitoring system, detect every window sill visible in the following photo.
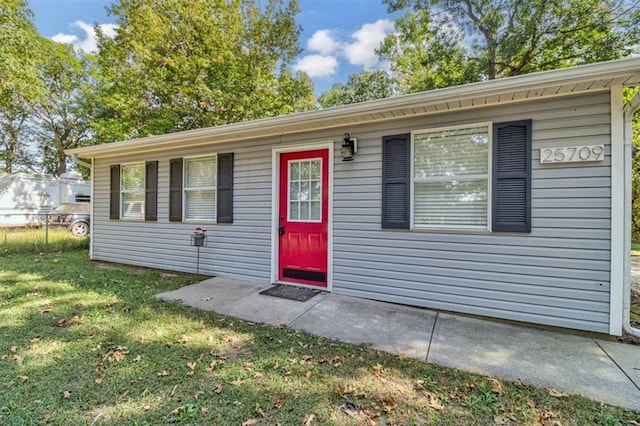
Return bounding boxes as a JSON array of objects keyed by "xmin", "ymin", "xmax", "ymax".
[{"xmin": 410, "ymin": 226, "xmax": 491, "ymax": 235}]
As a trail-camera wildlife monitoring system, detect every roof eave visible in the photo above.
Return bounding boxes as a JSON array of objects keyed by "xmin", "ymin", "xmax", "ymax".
[{"xmin": 67, "ymin": 57, "xmax": 640, "ymax": 159}]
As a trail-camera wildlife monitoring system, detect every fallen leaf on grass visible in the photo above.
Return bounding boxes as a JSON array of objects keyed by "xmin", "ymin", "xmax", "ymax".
[
  {"xmin": 274, "ymin": 394, "xmax": 287, "ymax": 409},
  {"xmin": 62, "ymin": 390, "xmax": 72, "ymax": 399},
  {"xmin": 165, "ymin": 341, "xmax": 173, "ymax": 348},
  {"xmin": 214, "ymin": 384, "xmax": 224, "ymax": 393},
  {"xmin": 242, "ymin": 419, "xmax": 258, "ymax": 426},
  {"xmin": 43, "ymin": 413, "xmax": 52, "ymax": 422},
  {"xmin": 157, "ymin": 370, "xmax": 169, "ymax": 377},
  {"xmin": 372, "ymin": 363, "xmax": 383, "ymax": 377},
  {"xmin": 10, "ymin": 346, "xmax": 17, "ymax": 353},
  {"xmin": 68, "ymin": 315, "xmax": 81, "ymax": 325},
  {"xmin": 255, "ymin": 403, "xmax": 266, "ymax": 418},
  {"xmin": 488, "ymin": 378, "xmax": 503, "ymax": 396},
  {"xmin": 180, "ymin": 335, "xmax": 192, "ymax": 344},
  {"xmin": 547, "ymin": 388, "xmax": 568, "ymax": 398},
  {"xmin": 427, "ymin": 393, "xmax": 445, "ymax": 411},
  {"xmin": 143, "ymin": 405, "xmax": 151, "ymax": 411},
  {"xmin": 41, "ymin": 308, "xmax": 52, "ymax": 314},
  {"xmin": 539, "ymin": 410, "xmax": 556, "ymax": 421},
  {"xmin": 230, "ymin": 379, "xmax": 245, "ymax": 386},
  {"xmin": 200, "ymin": 406, "xmax": 208, "ymax": 414},
  {"xmin": 383, "ymin": 394, "xmax": 397, "ymax": 413},
  {"xmin": 95, "ymin": 377, "xmax": 103, "ymax": 385},
  {"xmin": 5, "ymin": 381, "xmax": 14, "ymax": 387},
  {"xmin": 302, "ymin": 413, "xmax": 315, "ymax": 425},
  {"xmin": 252, "ymin": 372, "xmax": 264, "ymax": 379},
  {"xmin": 224, "ymin": 335, "xmax": 244, "ymax": 348},
  {"xmin": 13, "ymin": 354, "xmax": 23, "ymax": 363},
  {"xmin": 18, "ymin": 376, "xmax": 28, "ymax": 383},
  {"xmin": 133, "ymin": 355, "xmax": 141, "ymax": 362},
  {"xmin": 187, "ymin": 362, "xmax": 196, "ymax": 370}
]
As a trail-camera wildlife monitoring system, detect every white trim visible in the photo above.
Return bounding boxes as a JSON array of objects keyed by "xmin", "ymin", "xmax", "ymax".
[
  {"xmin": 609, "ymin": 85, "xmax": 624, "ymax": 336},
  {"xmin": 410, "ymin": 122, "xmax": 493, "ymax": 232},
  {"xmin": 89, "ymin": 158, "xmax": 94, "ymax": 260},
  {"xmin": 271, "ymin": 141, "xmax": 334, "ymax": 292}
]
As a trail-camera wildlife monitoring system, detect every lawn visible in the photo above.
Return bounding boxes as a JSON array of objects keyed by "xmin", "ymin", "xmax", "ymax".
[
  {"xmin": 1, "ymin": 226, "xmax": 89, "ymax": 255},
  {"xmin": 1, "ymin": 249, "xmax": 639, "ymax": 425}
]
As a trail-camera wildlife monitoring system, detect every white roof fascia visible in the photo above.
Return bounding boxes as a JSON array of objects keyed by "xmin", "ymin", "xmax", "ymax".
[{"xmin": 67, "ymin": 57, "xmax": 640, "ymax": 159}]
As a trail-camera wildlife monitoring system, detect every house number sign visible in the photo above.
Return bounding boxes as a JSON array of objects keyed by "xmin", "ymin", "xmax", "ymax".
[{"xmin": 540, "ymin": 145, "xmax": 604, "ymax": 164}]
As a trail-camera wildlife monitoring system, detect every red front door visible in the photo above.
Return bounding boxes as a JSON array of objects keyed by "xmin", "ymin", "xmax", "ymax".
[{"xmin": 278, "ymin": 149, "xmax": 329, "ymax": 287}]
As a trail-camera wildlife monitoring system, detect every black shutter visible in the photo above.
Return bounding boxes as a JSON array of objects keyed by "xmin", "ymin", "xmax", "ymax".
[
  {"xmin": 217, "ymin": 153, "xmax": 234, "ymax": 223},
  {"xmin": 169, "ymin": 158, "xmax": 183, "ymax": 222},
  {"xmin": 492, "ymin": 120, "xmax": 532, "ymax": 232},
  {"xmin": 145, "ymin": 161, "xmax": 158, "ymax": 221},
  {"xmin": 382, "ymin": 134, "xmax": 411, "ymax": 229},
  {"xmin": 109, "ymin": 165, "xmax": 120, "ymax": 220}
]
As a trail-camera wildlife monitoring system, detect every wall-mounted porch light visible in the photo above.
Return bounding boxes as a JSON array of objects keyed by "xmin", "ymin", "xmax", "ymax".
[{"xmin": 341, "ymin": 133, "xmax": 357, "ymax": 162}]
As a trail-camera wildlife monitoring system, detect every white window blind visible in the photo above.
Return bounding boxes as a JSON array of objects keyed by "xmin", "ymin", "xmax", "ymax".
[
  {"xmin": 413, "ymin": 125, "xmax": 489, "ymax": 229},
  {"xmin": 121, "ymin": 163, "xmax": 145, "ymax": 219},
  {"xmin": 184, "ymin": 156, "xmax": 216, "ymax": 221}
]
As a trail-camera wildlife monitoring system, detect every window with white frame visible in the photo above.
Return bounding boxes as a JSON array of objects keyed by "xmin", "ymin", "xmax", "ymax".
[
  {"xmin": 412, "ymin": 123, "xmax": 490, "ymax": 230},
  {"xmin": 184, "ymin": 156, "xmax": 217, "ymax": 221},
  {"xmin": 120, "ymin": 163, "xmax": 145, "ymax": 219}
]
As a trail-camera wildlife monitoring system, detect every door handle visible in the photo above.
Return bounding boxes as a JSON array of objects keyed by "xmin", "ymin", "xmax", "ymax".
[{"xmin": 279, "ymin": 226, "xmax": 285, "ymax": 236}]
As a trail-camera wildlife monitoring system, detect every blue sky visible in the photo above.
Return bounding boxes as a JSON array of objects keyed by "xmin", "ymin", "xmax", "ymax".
[{"xmin": 28, "ymin": 0, "xmax": 399, "ymax": 95}]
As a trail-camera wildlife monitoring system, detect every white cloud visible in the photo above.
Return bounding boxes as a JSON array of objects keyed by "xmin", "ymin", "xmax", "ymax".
[
  {"xmin": 342, "ymin": 19, "xmax": 394, "ymax": 69},
  {"xmin": 51, "ymin": 20, "xmax": 118, "ymax": 53},
  {"xmin": 307, "ymin": 29, "xmax": 340, "ymax": 56},
  {"xmin": 293, "ymin": 54, "xmax": 339, "ymax": 78},
  {"xmin": 50, "ymin": 33, "xmax": 78, "ymax": 45}
]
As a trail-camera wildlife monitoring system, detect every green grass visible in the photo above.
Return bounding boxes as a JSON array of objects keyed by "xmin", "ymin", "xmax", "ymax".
[
  {"xmin": 1, "ymin": 250, "xmax": 639, "ymax": 425},
  {"xmin": 1, "ymin": 226, "xmax": 89, "ymax": 255}
]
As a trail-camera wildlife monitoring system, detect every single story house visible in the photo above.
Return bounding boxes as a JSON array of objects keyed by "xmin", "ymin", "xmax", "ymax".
[{"xmin": 67, "ymin": 58, "xmax": 640, "ymax": 336}]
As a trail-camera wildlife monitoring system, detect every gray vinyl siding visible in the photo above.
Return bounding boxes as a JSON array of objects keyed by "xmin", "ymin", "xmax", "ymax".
[{"xmin": 91, "ymin": 91, "xmax": 612, "ymax": 333}]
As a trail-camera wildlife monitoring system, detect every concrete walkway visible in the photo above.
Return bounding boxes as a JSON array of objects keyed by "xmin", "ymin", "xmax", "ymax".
[{"xmin": 157, "ymin": 277, "xmax": 640, "ymax": 411}]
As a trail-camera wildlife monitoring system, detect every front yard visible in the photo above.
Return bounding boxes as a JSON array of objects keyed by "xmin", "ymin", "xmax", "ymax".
[{"xmin": 1, "ymin": 249, "xmax": 639, "ymax": 425}]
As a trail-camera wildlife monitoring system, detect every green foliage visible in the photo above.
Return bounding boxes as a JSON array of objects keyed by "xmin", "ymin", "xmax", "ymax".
[
  {"xmin": 88, "ymin": 0, "xmax": 315, "ymax": 144},
  {"xmin": 378, "ymin": 7, "xmax": 482, "ymax": 93},
  {"xmin": 0, "ymin": 0, "xmax": 46, "ymax": 172},
  {"xmin": 34, "ymin": 40, "xmax": 91, "ymax": 176},
  {"xmin": 381, "ymin": 0, "xmax": 640, "ymax": 92},
  {"xmin": 318, "ymin": 70, "xmax": 396, "ymax": 108}
]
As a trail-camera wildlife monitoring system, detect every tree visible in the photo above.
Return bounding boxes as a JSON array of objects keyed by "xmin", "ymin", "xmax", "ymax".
[
  {"xmin": 0, "ymin": 0, "xmax": 45, "ymax": 172},
  {"xmin": 382, "ymin": 0, "xmax": 640, "ymax": 88},
  {"xmin": 378, "ymin": 8, "xmax": 481, "ymax": 93},
  {"xmin": 89, "ymin": 0, "xmax": 314, "ymax": 144},
  {"xmin": 33, "ymin": 40, "xmax": 91, "ymax": 176},
  {"xmin": 318, "ymin": 70, "xmax": 396, "ymax": 108}
]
